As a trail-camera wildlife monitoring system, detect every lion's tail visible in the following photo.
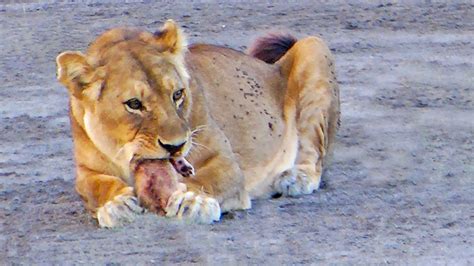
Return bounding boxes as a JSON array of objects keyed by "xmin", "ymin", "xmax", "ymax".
[{"xmin": 247, "ymin": 33, "xmax": 297, "ymax": 64}]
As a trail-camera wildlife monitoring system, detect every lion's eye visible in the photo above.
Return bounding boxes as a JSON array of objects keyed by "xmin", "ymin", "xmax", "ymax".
[
  {"xmin": 173, "ymin": 89, "xmax": 184, "ymax": 102},
  {"xmin": 124, "ymin": 98, "xmax": 143, "ymax": 110}
]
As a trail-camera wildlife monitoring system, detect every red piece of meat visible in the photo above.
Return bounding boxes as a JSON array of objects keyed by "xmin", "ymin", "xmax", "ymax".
[{"xmin": 134, "ymin": 160, "xmax": 180, "ymax": 215}]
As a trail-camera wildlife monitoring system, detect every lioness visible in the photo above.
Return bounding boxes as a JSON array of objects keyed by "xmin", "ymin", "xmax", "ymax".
[{"xmin": 56, "ymin": 20, "xmax": 340, "ymax": 228}]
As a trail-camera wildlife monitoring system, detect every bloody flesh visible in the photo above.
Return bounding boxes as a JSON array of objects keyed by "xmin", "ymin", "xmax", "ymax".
[{"xmin": 134, "ymin": 160, "xmax": 180, "ymax": 215}]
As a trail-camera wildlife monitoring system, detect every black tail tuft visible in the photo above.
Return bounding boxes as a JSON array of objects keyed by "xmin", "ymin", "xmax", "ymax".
[{"xmin": 248, "ymin": 33, "xmax": 297, "ymax": 64}]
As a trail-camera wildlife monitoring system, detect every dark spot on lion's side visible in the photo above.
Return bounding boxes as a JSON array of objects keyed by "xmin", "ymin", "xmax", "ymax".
[
  {"xmin": 268, "ymin": 122, "xmax": 274, "ymax": 131},
  {"xmin": 243, "ymin": 92, "xmax": 254, "ymax": 99}
]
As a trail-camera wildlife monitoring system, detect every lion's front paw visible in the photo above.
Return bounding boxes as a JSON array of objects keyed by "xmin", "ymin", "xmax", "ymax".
[
  {"xmin": 165, "ymin": 191, "xmax": 221, "ymax": 224},
  {"xmin": 274, "ymin": 168, "xmax": 320, "ymax": 197},
  {"xmin": 96, "ymin": 194, "xmax": 145, "ymax": 228}
]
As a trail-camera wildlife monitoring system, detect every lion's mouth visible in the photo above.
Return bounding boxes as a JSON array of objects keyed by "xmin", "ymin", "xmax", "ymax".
[{"xmin": 131, "ymin": 157, "xmax": 194, "ymax": 177}]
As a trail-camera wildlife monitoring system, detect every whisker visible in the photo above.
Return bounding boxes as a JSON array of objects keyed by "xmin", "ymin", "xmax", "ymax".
[
  {"xmin": 114, "ymin": 146, "xmax": 125, "ymax": 161},
  {"xmin": 188, "ymin": 143, "xmax": 206, "ymax": 160},
  {"xmin": 191, "ymin": 124, "xmax": 209, "ymax": 137},
  {"xmin": 194, "ymin": 124, "xmax": 208, "ymax": 131},
  {"xmin": 191, "ymin": 140, "xmax": 211, "ymax": 151}
]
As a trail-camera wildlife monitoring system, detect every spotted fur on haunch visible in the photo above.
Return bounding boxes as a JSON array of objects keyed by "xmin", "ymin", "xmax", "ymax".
[{"xmin": 247, "ymin": 33, "xmax": 297, "ymax": 64}]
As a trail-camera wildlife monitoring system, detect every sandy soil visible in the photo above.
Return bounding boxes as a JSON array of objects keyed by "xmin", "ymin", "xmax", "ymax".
[{"xmin": 0, "ymin": 1, "xmax": 473, "ymax": 264}]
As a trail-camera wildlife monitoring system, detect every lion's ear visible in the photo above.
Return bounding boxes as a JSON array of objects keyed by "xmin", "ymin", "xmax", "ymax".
[
  {"xmin": 56, "ymin": 51, "xmax": 103, "ymax": 99},
  {"xmin": 153, "ymin": 19, "xmax": 187, "ymax": 54}
]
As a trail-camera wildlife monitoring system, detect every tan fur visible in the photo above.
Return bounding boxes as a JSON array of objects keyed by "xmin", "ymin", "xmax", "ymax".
[{"xmin": 56, "ymin": 20, "xmax": 339, "ymax": 227}]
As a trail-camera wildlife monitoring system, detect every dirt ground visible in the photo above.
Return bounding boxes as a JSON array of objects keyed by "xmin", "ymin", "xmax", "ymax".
[{"xmin": 0, "ymin": 0, "xmax": 473, "ymax": 264}]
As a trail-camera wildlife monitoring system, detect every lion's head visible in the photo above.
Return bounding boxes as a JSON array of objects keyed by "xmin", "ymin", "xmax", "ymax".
[{"xmin": 56, "ymin": 20, "xmax": 193, "ymax": 177}]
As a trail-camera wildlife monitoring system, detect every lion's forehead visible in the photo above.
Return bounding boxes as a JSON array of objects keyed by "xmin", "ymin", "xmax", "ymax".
[
  {"xmin": 104, "ymin": 47, "xmax": 171, "ymax": 75},
  {"xmin": 102, "ymin": 53, "xmax": 182, "ymax": 96}
]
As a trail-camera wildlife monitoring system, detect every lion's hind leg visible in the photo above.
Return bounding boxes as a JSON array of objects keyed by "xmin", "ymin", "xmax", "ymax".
[
  {"xmin": 273, "ymin": 37, "xmax": 340, "ymax": 197},
  {"xmin": 274, "ymin": 90, "xmax": 330, "ymax": 197}
]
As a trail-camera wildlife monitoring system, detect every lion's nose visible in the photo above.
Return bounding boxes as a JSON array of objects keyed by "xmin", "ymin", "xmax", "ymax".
[{"xmin": 158, "ymin": 140, "xmax": 186, "ymax": 155}]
